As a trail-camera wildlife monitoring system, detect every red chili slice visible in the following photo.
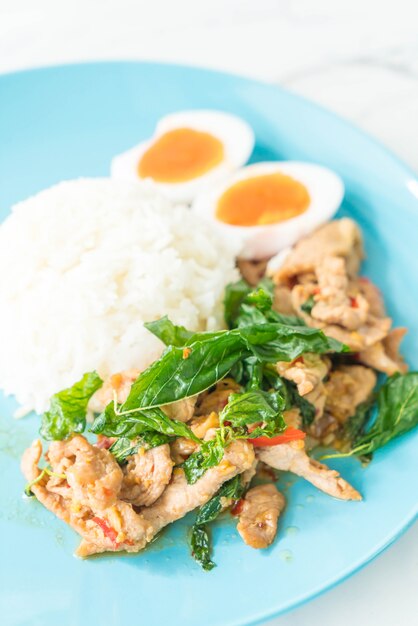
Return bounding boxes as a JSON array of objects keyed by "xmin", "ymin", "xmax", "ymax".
[
  {"xmin": 92, "ymin": 516, "xmax": 119, "ymax": 544},
  {"xmin": 249, "ymin": 427, "xmax": 306, "ymax": 447}
]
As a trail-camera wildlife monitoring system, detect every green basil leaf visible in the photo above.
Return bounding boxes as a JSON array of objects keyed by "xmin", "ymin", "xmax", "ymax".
[
  {"xmin": 343, "ymin": 398, "xmax": 375, "ymax": 446},
  {"xmin": 190, "ymin": 475, "xmax": 245, "ymax": 571},
  {"xmin": 120, "ymin": 319, "xmax": 346, "ymax": 415},
  {"xmin": 220, "ymin": 389, "xmax": 286, "ymax": 430},
  {"xmin": 144, "ymin": 316, "xmax": 195, "ymax": 347},
  {"xmin": 109, "ymin": 437, "xmax": 141, "ymax": 463},
  {"xmin": 91, "ymin": 402, "xmax": 199, "ymax": 442},
  {"xmin": 40, "ymin": 371, "xmax": 103, "ymax": 441},
  {"xmin": 242, "ymin": 355, "xmax": 264, "ymax": 390},
  {"xmin": 240, "ymin": 323, "xmax": 348, "ymax": 362},
  {"xmin": 284, "ymin": 380, "xmax": 316, "ymax": 427},
  {"xmin": 109, "ymin": 432, "xmax": 171, "ymax": 464},
  {"xmin": 301, "ymin": 295, "xmax": 315, "ymax": 315},
  {"xmin": 353, "ymin": 372, "xmax": 418, "ymax": 456},
  {"xmin": 232, "ymin": 280, "xmax": 305, "ymax": 329},
  {"xmin": 182, "ymin": 434, "xmax": 225, "ymax": 485},
  {"xmin": 223, "ymin": 279, "xmax": 252, "ymax": 328},
  {"xmin": 122, "ymin": 331, "xmax": 247, "ymax": 410},
  {"xmin": 189, "ymin": 525, "xmax": 215, "ymax": 571},
  {"xmin": 195, "ymin": 475, "xmax": 245, "ymax": 526}
]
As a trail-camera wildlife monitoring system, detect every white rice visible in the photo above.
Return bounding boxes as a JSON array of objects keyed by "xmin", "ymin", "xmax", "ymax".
[{"xmin": 0, "ymin": 178, "xmax": 240, "ymax": 414}]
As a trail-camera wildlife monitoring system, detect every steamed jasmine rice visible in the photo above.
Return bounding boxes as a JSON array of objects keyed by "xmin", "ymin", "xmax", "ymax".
[{"xmin": 0, "ymin": 178, "xmax": 240, "ymax": 413}]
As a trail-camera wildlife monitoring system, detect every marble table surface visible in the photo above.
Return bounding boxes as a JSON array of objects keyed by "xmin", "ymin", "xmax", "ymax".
[{"xmin": 1, "ymin": 1, "xmax": 417, "ymax": 624}]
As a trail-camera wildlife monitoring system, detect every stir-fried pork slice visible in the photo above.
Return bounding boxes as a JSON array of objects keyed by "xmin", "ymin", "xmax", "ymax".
[
  {"xmin": 75, "ymin": 500, "xmax": 153, "ymax": 557},
  {"xmin": 162, "ymin": 396, "xmax": 197, "ymax": 423},
  {"xmin": 357, "ymin": 277, "xmax": 386, "ymax": 317},
  {"xmin": 89, "ymin": 369, "xmax": 140, "ymax": 412},
  {"xmin": 317, "ymin": 316, "xmax": 391, "ymax": 352},
  {"xmin": 190, "ymin": 412, "xmax": 220, "ymax": 438},
  {"xmin": 237, "ymin": 484, "xmax": 285, "ymax": 549},
  {"xmin": 257, "ymin": 440, "xmax": 361, "ymax": 501},
  {"xmin": 283, "ymin": 408, "xmax": 302, "ymax": 429},
  {"xmin": 277, "ymin": 353, "xmax": 330, "ymax": 396},
  {"xmin": 310, "ymin": 257, "xmax": 369, "ymax": 330},
  {"xmin": 305, "ymin": 383, "xmax": 327, "ymax": 421},
  {"xmin": 241, "ymin": 459, "xmax": 258, "ymax": 486},
  {"xmin": 274, "ymin": 218, "xmax": 363, "ymax": 285},
  {"xmin": 169, "ymin": 412, "xmax": 220, "ymax": 463},
  {"xmin": 358, "ymin": 328, "xmax": 408, "ymax": 375},
  {"xmin": 237, "ymin": 258, "xmax": 269, "ymax": 285},
  {"xmin": 382, "ymin": 328, "xmax": 408, "ymax": 373},
  {"xmin": 291, "ymin": 283, "xmax": 391, "ymax": 352},
  {"xmin": 47, "ymin": 435, "xmax": 123, "ymax": 510},
  {"xmin": 141, "ymin": 440, "xmax": 255, "ymax": 533},
  {"xmin": 21, "ymin": 439, "xmax": 153, "ymax": 557},
  {"xmin": 119, "ymin": 444, "xmax": 173, "ymax": 507},
  {"xmin": 324, "ymin": 365, "xmax": 376, "ymax": 424},
  {"xmin": 272, "ymin": 284, "xmax": 296, "ymax": 316},
  {"xmin": 196, "ymin": 378, "xmax": 241, "ymax": 415},
  {"xmin": 169, "ymin": 438, "xmax": 198, "ymax": 464}
]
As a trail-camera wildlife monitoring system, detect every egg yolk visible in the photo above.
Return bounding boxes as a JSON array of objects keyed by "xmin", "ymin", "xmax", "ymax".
[
  {"xmin": 216, "ymin": 173, "xmax": 310, "ymax": 226},
  {"xmin": 138, "ymin": 127, "xmax": 224, "ymax": 183}
]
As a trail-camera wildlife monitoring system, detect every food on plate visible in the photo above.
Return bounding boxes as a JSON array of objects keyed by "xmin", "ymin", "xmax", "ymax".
[
  {"xmin": 2, "ymin": 109, "xmax": 415, "ymax": 570},
  {"xmin": 236, "ymin": 484, "xmax": 286, "ymax": 549},
  {"xmin": 0, "ymin": 178, "xmax": 239, "ymax": 414},
  {"xmin": 20, "ymin": 215, "xmax": 418, "ymax": 569},
  {"xmin": 111, "ymin": 110, "xmax": 254, "ymax": 202},
  {"xmin": 193, "ymin": 161, "xmax": 344, "ymax": 259},
  {"xmin": 271, "ymin": 217, "xmax": 407, "ymax": 371}
]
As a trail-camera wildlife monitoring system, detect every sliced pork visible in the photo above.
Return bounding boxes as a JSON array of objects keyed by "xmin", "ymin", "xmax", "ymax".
[
  {"xmin": 237, "ymin": 484, "xmax": 285, "ymax": 549},
  {"xmin": 119, "ymin": 444, "xmax": 173, "ymax": 507},
  {"xmin": 256, "ymin": 440, "xmax": 361, "ymax": 501},
  {"xmin": 324, "ymin": 365, "xmax": 377, "ymax": 424},
  {"xmin": 141, "ymin": 440, "xmax": 255, "ymax": 534},
  {"xmin": 21, "ymin": 438, "xmax": 153, "ymax": 557}
]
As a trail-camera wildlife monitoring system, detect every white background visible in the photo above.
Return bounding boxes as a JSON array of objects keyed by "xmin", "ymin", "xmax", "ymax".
[{"xmin": 1, "ymin": 1, "xmax": 418, "ymax": 624}]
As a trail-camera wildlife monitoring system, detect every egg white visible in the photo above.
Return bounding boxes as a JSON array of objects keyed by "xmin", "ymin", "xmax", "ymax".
[
  {"xmin": 192, "ymin": 161, "xmax": 345, "ymax": 260},
  {"xmin": 110, "ymin": 110, "xmax": 254, "ymax": 203}
]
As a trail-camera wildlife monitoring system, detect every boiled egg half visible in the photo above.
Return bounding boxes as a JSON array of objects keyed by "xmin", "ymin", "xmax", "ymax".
[
  {"xmin": 111, "ymin": 110, "xmax": 254, "ymax": 203},
  {"xmin": 193, "ymin": 161, "xmax": 344, "ymax": 259}
]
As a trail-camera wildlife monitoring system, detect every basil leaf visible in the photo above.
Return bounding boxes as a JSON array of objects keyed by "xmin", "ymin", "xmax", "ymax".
[
  {"xmin": 195, "ymin": 475, "xmax": 245, "ymax": 526},
  {"xmin": 301, "ymin": 295, "xmax": 315, "ymax": 315},
  {"xmin": 122, "ymin": 332, "xmax": 247, "ymax": 411},
  {"xmin": 353, "ymin": 372, "xmax": 418, "ymax": 456},
  {"xmin": 109, "ymin": 432, "xmax": 171, "ymax": 464},
  {"xmin": 144, "ymin": 316, "xmax": 194, "ymax": 347},
  {"xmin": 240, "ymin": 323, "xmax": 348, "ymax": 362},
  {"xmin": 121, "ymin": 320, "xmax": 346, "ymax": 413},
  {"xmin": 224, "ymin": 278, "xmax": 303, "ymax": 329},
  {"xmin": 40, "ymin": 371, "xmax": 103, "ymax": 441},
  {"xmin": 220, "ymin": 389, "xmax": 286, "ymax": 431},
  {"xmin": 190, "ymin": 476, "xmax": 245, "ymax": 571},
  {"xmin": 91, "ymin": 403, "xmax": 199, "ymax": 442},
  {"xmin": 189, "ymin": 525, "xmax": 215, "ymax": 571},
  {"xmin": 109, "ymin": 437, "xmax": 141, "ymax": 463},
  {"xmin": 244, "ymin": 285, "xmax": 274, "ymax": 312},
  {"xmin": 343, "ymin": 398, "xmax": 375, "ymax": 446},
  {"xmin": 242, "ymin": 355, "xmax": 264, "ymax": 390},
  {"xmin": 224, "ymin": 279, "xmax": 252, "ymax": 328},
  {"xmin": 182, "ymin": 433, "xmax": 226, "ymax": 485},
  {"xmin": 284, "ymin": 380, "xmax": 316, "ymax": 427},
  {"xmin": 230, "ymin": 280, "xmax": 305, "ymax": 329}
]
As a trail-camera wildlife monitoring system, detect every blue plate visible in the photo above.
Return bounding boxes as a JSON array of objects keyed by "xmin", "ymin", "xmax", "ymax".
[{"xmin": 0, "ymin": 62, "xmax": 417, "ymax": 626}]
